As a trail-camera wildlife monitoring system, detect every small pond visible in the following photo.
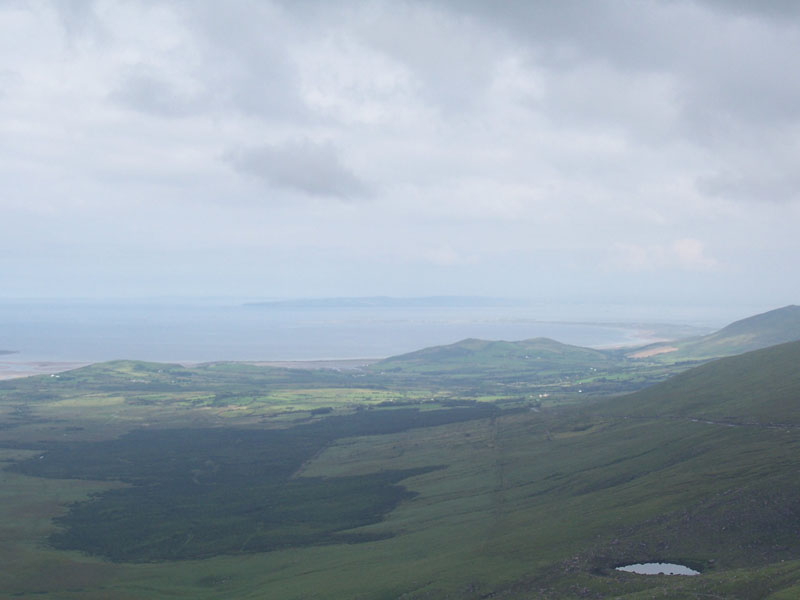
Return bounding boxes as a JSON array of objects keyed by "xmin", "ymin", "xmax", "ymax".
[{"xmin": 616, "ymin": 562, "xmax": 700, "ymax": 576}]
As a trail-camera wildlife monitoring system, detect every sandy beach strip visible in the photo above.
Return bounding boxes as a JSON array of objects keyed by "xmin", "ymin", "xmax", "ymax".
[{"xmin": 0, "ymin": 361, "xmax": 92, "ymax": 380}]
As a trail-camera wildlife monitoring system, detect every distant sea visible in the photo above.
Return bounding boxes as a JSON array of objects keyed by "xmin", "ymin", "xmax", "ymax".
[{"xmin": 0, "ymin": 299, "xmax": 743, "ymax": 364}]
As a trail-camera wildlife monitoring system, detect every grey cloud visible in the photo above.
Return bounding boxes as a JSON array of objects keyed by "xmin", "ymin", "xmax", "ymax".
[
  {"xmin": 83, "ymin": 1, "xmax": 307, "ymax": 121},
  {"xmin": 353, "ymin": 3, "xmax": 505, "ymax": 113},
  {"xmin": 422, "ymin": 0, "xmax": 681, "ymax": 71},
  {"xmin": 0, "ymin": 69, "xmax": 20, "ymax": 98},
  {"xmin": 109, "ymin": 67, "xmax": 201, "ymax": 117},
  {"xmin": 174, "ymin": 1, "xmax": 307, "ymax": 120},
  {"xmin": 425, "ymin": 0, "xmax": 800, "ymax": 122},
  {"xmin": 227, "ymin": 139, "xmax": 371, "ymax": 200},
  {"xmin": 695, "ymin": 0, "xmax": 800, "ymax": 21},
  {"xmin": 697, "ymin": 171, "xmax": 800, "ymax": 203},
  {"xmin": 424, "ymin": 0, "xmax": 800, "ymax": 192},
  {"xmin": 51, "ymin": 0, "xmax": 100, "ymax": 37}
]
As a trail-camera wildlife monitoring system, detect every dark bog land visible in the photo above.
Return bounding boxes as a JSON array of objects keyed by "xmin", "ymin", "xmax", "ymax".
[{"xmin": 9, "ymin": 406, "xmax": 496, "ymax": 562}]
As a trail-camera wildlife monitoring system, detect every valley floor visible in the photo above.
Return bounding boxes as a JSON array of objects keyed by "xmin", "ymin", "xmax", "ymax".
[{"xmin": 1, "ymin": 338, "xmax": 799, "ymax": 598}]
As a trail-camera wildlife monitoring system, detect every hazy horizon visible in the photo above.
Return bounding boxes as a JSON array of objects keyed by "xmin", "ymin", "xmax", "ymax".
[
  {"xmin": 0, "ymin": 299, "xmax": 700, "ymax": 363},
  {"xmin": 0, "ymin": 295, "xmax": 787, "ymax": 367}
]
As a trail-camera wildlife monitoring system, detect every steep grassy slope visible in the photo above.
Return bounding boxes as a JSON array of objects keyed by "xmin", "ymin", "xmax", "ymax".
[
  {"xmin": 629, "ymin": 304, "xmax": 800, "ymax": 361},
  {"xmin": 280, "ymin": 341, "xmax": 800, "ymax": 598},
  {"xmin": 610, "ymin": 339, "xmax": 800, "ymax": 423}
]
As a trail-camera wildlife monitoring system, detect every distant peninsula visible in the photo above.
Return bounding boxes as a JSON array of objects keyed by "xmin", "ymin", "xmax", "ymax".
[{"xmin": 244, "ymin": 296, "xmax": 528, "ymax": 309}]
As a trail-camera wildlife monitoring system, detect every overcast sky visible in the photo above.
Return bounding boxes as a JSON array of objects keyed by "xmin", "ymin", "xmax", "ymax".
[{"xmin": 1, "ymin": 0, "xmax": 798, "ymax": 308}]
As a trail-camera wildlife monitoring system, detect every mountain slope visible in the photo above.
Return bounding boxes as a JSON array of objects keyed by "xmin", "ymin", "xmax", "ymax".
[
  {"xmin": 608, "ymin": 339, "xmax": 800, "ymax": 424},
  {"xmin": 369, "ymin": 337, "xmax": 615, "ymax": 388},
  {"xmin": 363, "ymin": 337, "xmax": 623, "ymax": 393},
  {"xmin": 312, "ymin": 337, "xmax": 800, "ymax": 597},
  {"xmin": 377, "ymin": 337, "xmax": 610, "ymax": 370},
  {"xmin": 628, "ymin": 304, "xmax": 800, "ymax": 361}
]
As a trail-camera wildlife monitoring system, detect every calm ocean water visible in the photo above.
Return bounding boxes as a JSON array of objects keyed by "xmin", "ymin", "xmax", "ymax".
[{"xmin": 0, "ymin": 300, "xmax": 735, "ymax": 364}]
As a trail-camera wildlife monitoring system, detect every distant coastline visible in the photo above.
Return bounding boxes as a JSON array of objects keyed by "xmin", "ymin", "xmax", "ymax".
[
  {"xmin": 0, "ymin": 360, "xmax": 91, "ymax": 381},
  {"xmin": 244, "ymin": 296, "xmax": 528, "ymax": 309},
  {"xmin": 0, "ymin": 299, "xmax": 732, "ymax": 365}
]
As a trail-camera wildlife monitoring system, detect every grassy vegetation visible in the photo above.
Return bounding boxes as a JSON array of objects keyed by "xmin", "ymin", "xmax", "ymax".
[
  {"xmin": 629, "ymin": 304, "xmax": 800, "ymax": 362},
  {"xmin": 10, "ymin": 406, "xmax": 497, "ymax": 562},
  {"xmin": 606, "ymin": 339, "xmax": 800, "ymax": 424},
  {"xmin": 1, "ymin": 324, "xmax": 800, "ymax": 597},
  {"xmin": 368, "ymin": 336, "xmax": 691, "ymax": 397}
]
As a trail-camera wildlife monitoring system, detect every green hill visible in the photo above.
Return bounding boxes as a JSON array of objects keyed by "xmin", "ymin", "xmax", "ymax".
[
  {"xmin": 608, "ymin": 339, "xmax": 800, "ymax": 424},
  {"xmin": 628, "ymin": 304, "xmax": 800, "ymax": 361},
  {"xmin": 377, "ymin": 337, "xmax": 611, "ymax": 371},
  {"xmin": 369, "ymin": 337, "xmax": 616, "ymax": 391}
]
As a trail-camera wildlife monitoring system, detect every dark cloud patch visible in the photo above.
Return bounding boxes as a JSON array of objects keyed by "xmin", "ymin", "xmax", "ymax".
[
  {"xmin": 424, "ymin": 0, "xmax": 800, "ymax": 203},
  {"xmin": 697, "ymin": 171, "xmax": 800, "ymax": 203},
  {"xmin": 109, "ymin": 67, "xmax": 202, "ymax": 117},
  {"xmin": 175, "ymin": 1, "xmax": 307, "ymax": 120},
  {"xmin": 426, "ymin": 0, "xmax": 800, "ymax": 123},
  {"xmin": 227, "ymin": 139, "xmax": 371, "ymax": 200},
  {"xmin": 51, "ymin": 0, "xmax": 100, "ymax": 37},
  {"xmin": 695, "ymin": 0, "xmax": 800, "ymax": 21},
  {"xmin": 423, "ymin": 0, "xmax": 685, "ymax": 71},
  {"xmin": 89, "ymin": 1, "xmax": 308, "ymax": 121}
]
